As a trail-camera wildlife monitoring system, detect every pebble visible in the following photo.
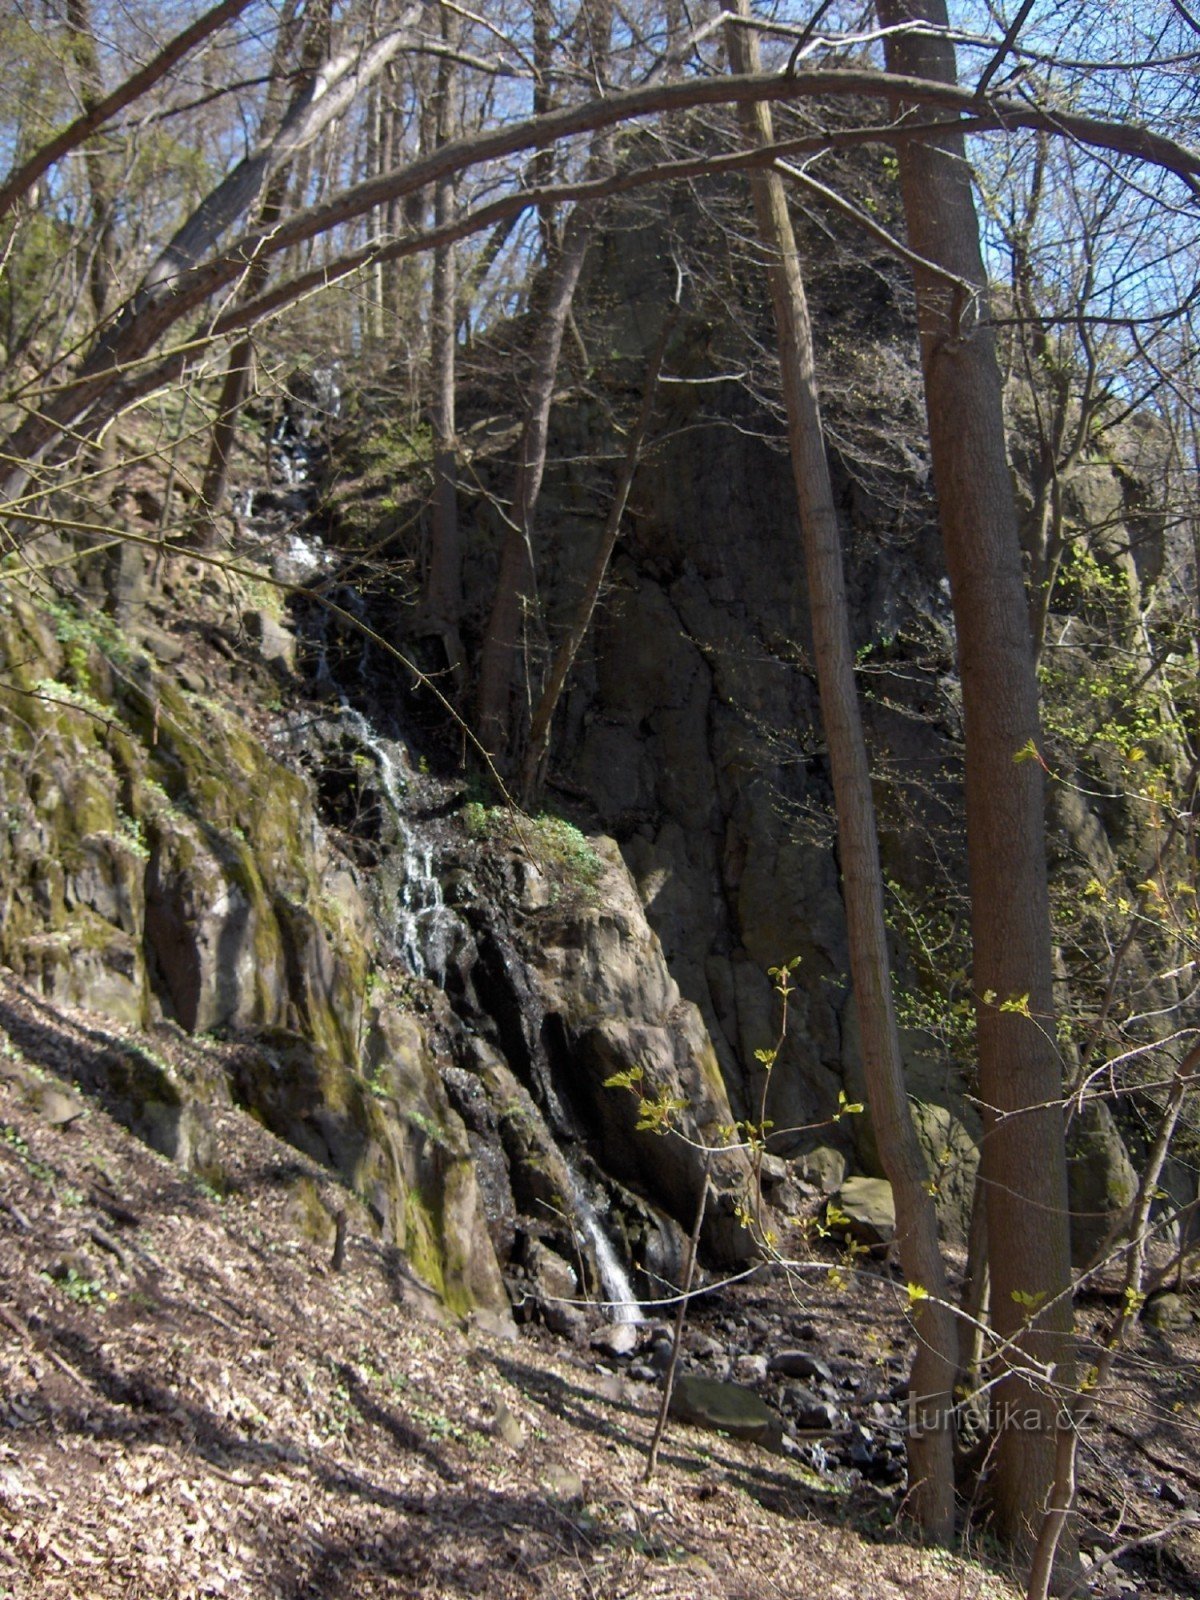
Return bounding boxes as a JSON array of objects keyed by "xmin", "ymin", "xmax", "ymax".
[
  {"xmin": 734, "ymin": 1353, "xmax": 769, "ymax": 1385},
  {"xmin": 590, "ymin": 1323, "xmax": 639, "ymax": 1359},
  {"xmin": 769, "ymin": 1349, "xmax": 833, "ymax": 1384}
]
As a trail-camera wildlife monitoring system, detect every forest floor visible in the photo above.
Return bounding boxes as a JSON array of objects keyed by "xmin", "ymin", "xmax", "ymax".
[{"xmin": 1, "ymin": 975, "xmax": 1198, "ymax": 1600}]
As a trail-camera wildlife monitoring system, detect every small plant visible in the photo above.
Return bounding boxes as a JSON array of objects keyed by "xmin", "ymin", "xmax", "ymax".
[
  {"xmin": 464, "ymin": 802, "xmax": 604, "ymax": 894},
  {"xmin": 32, "ymin": 676, "xmax": 113, "ymax": 723},
  {"xmin": 117, "ymin": 810, "xmax": 150, "ymax": 859},
  {"xmin": 43, "ymin": 1267, "xmax": 115, "ymax": 1308}
]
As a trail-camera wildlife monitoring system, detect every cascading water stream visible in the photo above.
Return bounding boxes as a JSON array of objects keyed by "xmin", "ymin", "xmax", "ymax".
[
  {"xmin": 331, "ymin": 708, "xmax": 459, "ymax": 987},
  {"xmin": 566, "ymin": 1163, "xmax": 642, "ymax": 1324}
]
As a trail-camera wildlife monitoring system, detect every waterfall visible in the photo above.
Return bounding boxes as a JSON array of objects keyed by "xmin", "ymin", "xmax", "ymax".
[
  {"xmin": 392, "ymin": 825, "xmax": 455, "ymax": 988},
  {"xmin": 312, "ymin": 706, "xmax": 459, "ymax": 987},
  {"xmin": 567, "ymin": 1164, "xmax": 642, "ymax": 1324}
]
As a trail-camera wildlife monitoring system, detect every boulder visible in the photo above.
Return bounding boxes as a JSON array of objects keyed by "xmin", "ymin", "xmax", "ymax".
[
  {"xmin": 668, "ymin": 1376, "xmax": 782, "ymax": 1450},
  {"xmin": 781, "ymin": 1384, "xmax": 840, "ymax": 1431},
  {"xmin": 769, "ymin": 1349, "xmax": 833, "ymax": 1384},
  {"xmin": 591, "ymin": 1322, "xmax": 639, "ymax": 1359},
  {"xmin": 797, "ymin": 1145, "xmax": 847, "ymax": 1195},
  {"xmin": 831, "ymin": 1176, "xmax": 896, "ymax": 1247},
  {"xmin": 1144, "ymin": 1291, "xmax": 1194, "ymax": 1332},
  {"xmin": 1067, "ymin": 1100, "xmax": 1137, "ymax": 1267},
  {"xmin": 34, "ymin": 1084, "xmax": 85, "ymax": 1128}
]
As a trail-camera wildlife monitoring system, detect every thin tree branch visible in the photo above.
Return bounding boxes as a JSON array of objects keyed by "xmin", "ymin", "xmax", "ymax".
[
  {"xmin": 975, "ymin": 0, "xmax": 1037, "ymax": 95},
  {"xmin": 0, "ymin": 0, "xmax": 257, "ymax": 220}
]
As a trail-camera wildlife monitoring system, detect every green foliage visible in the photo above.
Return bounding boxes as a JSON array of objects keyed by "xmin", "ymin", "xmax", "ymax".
[
  {"xmin": 832, "ymin": 1089, "xmax": 864, "ymax": 1121},
  {"xmin": 42, "ymin": 1266, "xmax": 116, "ymax": 1308},
  {"xmin": 886, "ymin": 878, "xmax": 976, "ymax": 1076},
  {"xmin": 32, "ymin": 677, "xmax": 112, "ymax": 723},
  {"xmin": 1, "ymin": 1122, "xmax": 65, "ymax": 1188},
  {"xmin": 463, "ymin": 802, "xmax": 604, "ymax": 893}
]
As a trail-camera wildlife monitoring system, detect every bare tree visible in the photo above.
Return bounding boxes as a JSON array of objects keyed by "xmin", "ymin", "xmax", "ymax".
[
  {"xmin": 725, "ymin": 0, "xmax": 956, "ymax": 1541},
  {"xmin": 874, "ymin": 0, "xmax": 1075, "ymax": 1568}
]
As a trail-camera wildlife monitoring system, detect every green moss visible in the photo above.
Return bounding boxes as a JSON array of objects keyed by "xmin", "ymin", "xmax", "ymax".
[
  {"xmin": 285, "ymin": 1175, "xmax": 336, "ymax": 1244},
  {"xmin": 464, "ymin": 802, "xmax": 604, "ymax": 892}
]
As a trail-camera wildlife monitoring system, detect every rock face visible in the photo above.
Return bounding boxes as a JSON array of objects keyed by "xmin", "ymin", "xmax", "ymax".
[
  {"xmin": 832, "ymin": 1177, "xmax": 896, "ymax": 1248},
  {"xmin": 1067, "ymin": 1100, "xmax": 1138, "ymax": 1268},
  {"xmin": 0, "ymin": 561, "xmax": 757, "ymax": 1333},
  {"xmin": 502, "ymin": 837, "xmax": 758, "ymax": 1265},
  {"xmin": 0, "ymin": 579, "xmax": 508, "ymax": 1322},
  {"xmin": 0, "ymin": 194, "xmax": 1178, "ymax": 1332}
]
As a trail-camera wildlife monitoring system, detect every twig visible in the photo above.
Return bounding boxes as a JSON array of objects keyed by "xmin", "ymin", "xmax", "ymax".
[
  {"xmin": 644, "ymin": 1154, "xmax": 710, "ymax": 1482},
  {"xmin": 87, "ymin": 1224, "xmax": 131, "ymax": 1269},
  {"xmin": 0, "ymin": 1195, "xmax": 33, "ymax": 1232}
]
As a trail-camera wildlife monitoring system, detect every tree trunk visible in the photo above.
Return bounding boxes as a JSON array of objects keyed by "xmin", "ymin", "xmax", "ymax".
[
  {"xmin": 874, "ymin": 0, "xmax": 1075, "ymax": 1569},
  {"xmin": 423, "ymin": 10, "xmax": 464, "ymax": 678},
  {"xmin": 475, "ymin": 207, "xmax": 593, "ymax": 756},
  {"xmin": 518, "ymin": 308, "xmax": 673, "ymax": 805},
  {"xmin": 199, "ymin": 0, "xmax": 314, "ymax": 522},
  {"xmin": 65, "ymin": 0, "xmax": 118, "ymax": 323},
  {"xmin": 532, "ymin": 0, "xmax": 558, "ymax": 261},
  {"xmin": 726, "ymin": 0, "xmax": 957, "ymax": 1542}
]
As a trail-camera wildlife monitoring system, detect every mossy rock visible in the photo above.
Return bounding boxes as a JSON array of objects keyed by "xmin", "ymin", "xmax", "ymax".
[
  {"xmin": 831, "ymin": 1176, "xmax": 896, "ymax": 1247},
  {"xmin": 669, "ymin": 1376, "xmax": 782, "ymax": 1450},
  {"xmin": 1068, "ymin": 1100, "xmax": 1137, "ymax": 1267}
]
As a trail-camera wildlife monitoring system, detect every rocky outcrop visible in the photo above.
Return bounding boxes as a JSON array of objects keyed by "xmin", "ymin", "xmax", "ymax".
[
  {"xmin": 0, "ymin": 557, "xmax": 762, "ymax": 1334},
  {"xmin": 0, "ymin": 576, "xmax": 508, "ymax": 1323},
  {"xmin": 496, "ymin": 837, "xmax": 759, "ymax": 1265}
]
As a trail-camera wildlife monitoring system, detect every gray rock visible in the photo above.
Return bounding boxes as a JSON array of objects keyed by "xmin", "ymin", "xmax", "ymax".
[
  {"xmin": 668, "ymin": 1375, "xmax": 782, "ymax": 1450},
  {"xmin": 493, "ymin": 1400, "xmax": 526, "ymax": 1450},
  {"xmin": 1068, "ymin": 1100, "xmax": 1137, "ymax": 1268},
  {"xmin": 1144, "ymin": 1291, "xmax": 1194, "ymax": 1331},
  {"xmin": 782, "ymin": 1384, "xmax": 840, "ymax": 1431},
  {"xmin": 513, "ymin": 836, "xmax": 763, "ymax": 1266},
  {"xmin": 769, "ymin": 1350, "xmax": 833, "ymax": 1384},
  {"xmin": 524, "ymin": 1239, "xmax": 579, "ymax": 1303},
  {"xmin": 542, "ymin": 1299, "xmax": 587, "ymax": 1339},
  {"xmin": 543, "ymin": 1465, "xmax": 584, "ymax": 1500},
  {"xmin": 35, "ymin": 1085, "xmax": 85, "ymax": 1128},
  {"xmin": 909, "ymin": 1100, "xmax": 979, "ymax": 1247},
  {"xmin": 831, "ymin": 1177, "xmax": 895, "ymax": 1247},
  {"xmin": 644, "ymin": 1331, "xmax": 676, "ymax": 1372},
  {"xmin": 137, "ymin": 626, "xmax": 184, "ymax": 666},
  {"xmin": 847, "ymin": 1424, "xmax": 880, "ymax": 1467},
  {"xmin": 242, "ymin": 608, "xmax": 296, "ymax": 672},
  {"xmin": 734, "ymin": 1353, "xmax": 769, "ymax": 1385},
  {"xmin": 469, "ymin": 1307, "xmax": 519, "ymax": 1343},
  {"xmin": 797, "ymin": 1145, "xmax": 847, "ymax": 1194},
  {"xmin": 685, "ymin": 1330, "xmax": 725, "ymax": 1362},
  {"xmin": 591, "ymin": 1323, "xmax": 639, "ymax": 1359}
]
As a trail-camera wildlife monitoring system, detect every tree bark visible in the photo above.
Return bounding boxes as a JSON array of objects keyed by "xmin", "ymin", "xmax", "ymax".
[
  {"xmin": 475, "ymin": 206, "xmax": 593, "ymax": 756},
  {"xmin": 423, "ymin": 9, "xmax": 463, "ymax": 677},
  {"xmin": 874, "ymin": 0, "xmax": 1075, "ymax": 1569},
  {"xmin": 518, "ymin": 308, "xmax": 673, "ymax": 805},
  {"xmin": 199, "ymin": 0, "xmax": 316, "ymax": 521},
  {"xmin": 65, "ymin": 0, "xmax": 119, "ymax": 323},
  {"xmin": 726, "ymin": 0, "xmax": 957, "ymax": 1542}
]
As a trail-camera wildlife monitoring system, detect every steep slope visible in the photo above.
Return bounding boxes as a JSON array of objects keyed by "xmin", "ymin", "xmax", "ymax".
[
  {"xmin": 0, "ymin": 977, "xmax": 1034, "ymax": 1600},
  {"xmin": 0, "ymin": 535, "xmax": 760, "ymax": 1334}
]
